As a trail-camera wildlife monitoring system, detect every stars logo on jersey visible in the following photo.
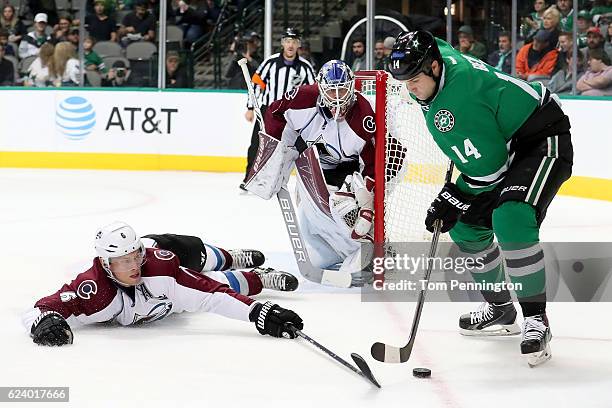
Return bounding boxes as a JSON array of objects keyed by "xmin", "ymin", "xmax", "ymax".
[
  {"xmin": 434, "ymin": 109, "xmax": 455, "ymax": 132},
  {"xmin": 412, "ymin": 38, "xmax": 420, "ymax": 48}
]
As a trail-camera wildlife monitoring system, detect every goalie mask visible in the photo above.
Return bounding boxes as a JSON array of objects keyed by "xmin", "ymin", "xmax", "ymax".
[
  {"xmin": 94, "ymin": 221, "xmax": 145, "ymax": 285},
  {"xmin": 316, "ymin": 60, "xmax": 356, "ymax": 120}
]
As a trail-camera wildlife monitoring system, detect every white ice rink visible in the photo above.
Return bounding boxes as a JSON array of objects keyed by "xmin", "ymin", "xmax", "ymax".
[{"xmin": 1, "ymin": 168, "xmax": 611, "ymax": 408}]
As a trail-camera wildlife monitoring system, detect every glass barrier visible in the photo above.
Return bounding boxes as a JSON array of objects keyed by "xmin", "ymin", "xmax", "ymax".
[{"xmin": 2, "ymin": 0, "xmax": 611, "ymax": 95}]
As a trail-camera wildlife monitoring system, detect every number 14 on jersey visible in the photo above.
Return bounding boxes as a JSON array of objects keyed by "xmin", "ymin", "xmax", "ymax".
[{"xmin": 450, "ymin": 138, "xmax": 482, "ymax": 164}]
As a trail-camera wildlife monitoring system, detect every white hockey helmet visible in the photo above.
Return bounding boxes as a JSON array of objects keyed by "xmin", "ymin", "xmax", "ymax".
[
  {"xmin": 316, "ymin": 59, "xmax": 356, "ymax": 120},
  {"xmin": 94, "ymin": 221, "xmax": 145, "ymax": 276}
]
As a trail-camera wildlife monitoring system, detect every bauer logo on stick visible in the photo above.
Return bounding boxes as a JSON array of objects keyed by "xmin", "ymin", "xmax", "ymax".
[{"xmin": 434, "ymin": 109, "xmax": 455, "ymax": 132}]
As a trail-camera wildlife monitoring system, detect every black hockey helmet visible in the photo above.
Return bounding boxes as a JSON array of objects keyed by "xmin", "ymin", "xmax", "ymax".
[
  {"xmin": 282, "ymin": 27, "xmax": 301, "ymax": 41},
  {"xmin": 389, "ymin": 30, "xmax": 442, "ymax": 80}
]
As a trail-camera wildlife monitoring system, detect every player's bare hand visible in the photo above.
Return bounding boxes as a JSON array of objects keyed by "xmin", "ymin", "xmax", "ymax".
[{"xmin": 245, "ymin": 110, "xmax": 254, "ymax": 122}]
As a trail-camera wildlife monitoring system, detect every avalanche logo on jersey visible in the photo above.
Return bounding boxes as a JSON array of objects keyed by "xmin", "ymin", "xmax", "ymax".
[
  {"xmin": 132, "ymin": 302, "xmax": 173, "ymax": 325},
  {"xmin": 362, "ymin": 115, "xmax": 376, "ymax": 133},
  {"xmin": 284, "ymin": 87, "xmax": 299, "ymax": 100},
  {"xmin": 77, "ymin": 280, "xmax": 98, "ymax": 300},
  {"xmin": 154, "ymin": 249, "xmax": 175, "ymax": 261},
  {"xmin": 434, "ymin": 109, "xmax": 455, "ymax": 132}
]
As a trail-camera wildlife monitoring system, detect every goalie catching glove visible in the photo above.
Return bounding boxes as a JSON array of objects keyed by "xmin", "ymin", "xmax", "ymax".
[
  {"xmin": 425, "ymin": 182, "xmax": 473, "ymax": 233},
  {"xmin": 249, "ymin": 301, "xmax": 303, "ymax": 338},
  {"xmin": 330, "ymin": 173, "xmax": 375, "ymax": 241},
  {"xmin": 30, "ymin": 311, "xmax": 73, "ymax": 346}
]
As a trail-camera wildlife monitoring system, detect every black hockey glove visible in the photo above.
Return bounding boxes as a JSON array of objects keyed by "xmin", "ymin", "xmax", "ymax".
[
  {"xmin": 31, "ymin": 311, "xmax": 73, "ymax": 346},
  {"xmin": 425, "ymin": 183, "xmax": 473, "ymax": 233},
  {"xmin": 250, "ymin": 301, "xmax": 303, "ymax": 339}
]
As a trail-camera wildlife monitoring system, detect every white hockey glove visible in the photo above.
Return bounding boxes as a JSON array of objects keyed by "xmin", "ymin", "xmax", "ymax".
[
  {"xmin": 350, "ymin": 173, "xmax": 375, "ymax": 240},
  {"xmin": 245, "ymin": 132, "xmax": 298, "ymax": 200}
]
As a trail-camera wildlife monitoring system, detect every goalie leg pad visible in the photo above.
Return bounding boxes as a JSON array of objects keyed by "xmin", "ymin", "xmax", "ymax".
[{"xmin": 245, "ymin": 132, "xmax": 298, "ymax": 200}]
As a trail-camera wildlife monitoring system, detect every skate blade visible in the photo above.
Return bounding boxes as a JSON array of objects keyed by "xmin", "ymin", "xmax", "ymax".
[
  {"xmin": 526, "ymin": 345, "xmax": 552, "ymax": 367},
  {"xmin": 460, "ymin": 323, "xmax": 521, "ymax": 337}
]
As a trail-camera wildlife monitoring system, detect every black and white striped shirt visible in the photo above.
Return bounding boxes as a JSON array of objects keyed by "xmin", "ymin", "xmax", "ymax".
[{"xmin": 248, "ymin": 53, "xmax": 316, "ymax": 108}]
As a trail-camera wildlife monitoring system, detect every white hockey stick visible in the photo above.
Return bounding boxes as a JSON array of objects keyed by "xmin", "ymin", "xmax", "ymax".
[{"xmin": 237, "ymin": 58, "xmax": 353, "ymax": 288}]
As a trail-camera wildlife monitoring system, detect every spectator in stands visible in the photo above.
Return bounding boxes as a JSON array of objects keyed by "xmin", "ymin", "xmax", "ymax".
[
  {"xmin": 176, "ymin": 0, "xmax": 221, "ymax": 43},
  {"xmin": 0, "ymin": 29, "xmax": 16, "ymax": 56},
  {"xmin": 52, "ymin": 17, "xmax": 71, "ymax": 44},
  {"xmin": 50, "ymin": 41, "xmax": 80, "ymax": 86},
  {"xmin": 1, "ymin": 5, "xmax": 27, "ymax": 45},
  {"xmin": 84, "ymin": 37, "xmax": 107, "ymax": 74},
  {"xmin": 382, "ymin": 36, "xmax": 395, "ymax": 71},
  {"xmin": 374, "ymin": 39, "xmax": 385, "ymax": 70},
  {"xmin": 577, "ymin": 48, "xmax": 612, "ymax": 95},
  {"xmin": 541, "ymin": 6, "xmax": 561, "ymax": 35},
  {"xmin": 225, "ymin": 34, "xmax": 257, "ymax": 89},
  {"xmin": 19, "ymin": 13, "xmax": 52, "ymax": 59},
  {"xmin": 145, "ymin": 0, "xmax": 176, "ymax": 21},
  {"xmin": 102, "ymin": 59, "xmax": 142, "ymax": 86},
  {"xmin": 455, "ymin": 25, "xmax": 487, "ymax": 60},
  {"xmin": 28, "ymin": 0, "xmax": 58, "ymax": 26},
  {"xmin": 86, "ymin": 0, "xmax": 118, "ymax": 42},
  {"xmin": 166, "ymin": 50, "xmax": 188, "ymax": 88},
  {"xmin": 245, "ymin": 31, "xmax": 262, "ymax": 63},
  {"xmin": 576, "ymin": 10, "xmax": 592, "ymax": 48},
  {"xmin": 119, "ymin": 0, "xmax": 156, "ymax": 45},
  {"xmin": 350, "ymin": 38, "xmax": 366, "ymax": 72},
  {"xmin": 547, "ymin": 51, "xmax": 585, "ymax": 93},
  {"xmin": 521, "ymin": 0, "xmax": 547, "ymax": 40},
  {"xmin": 556, "ymin": 31, "xmax": 573, "ymax": 71},
  {"xmin": 556, "ymin": 0, "xmax": 574, "ymax": 32},
  {"xmin": 582, "ymin": 27, "xmax": 610, "ymax": 60},
  {"xmin": 516, "ymin": 28, "xmax": 559, "ymax": 80},
  {"xmin": 66, "ymin": 28, "xmax": 79, "ymax": 49},
  {"xmin": 24, "ymin": 42, "xmax": 54, "ymax": 86},
  {"xmin": 487, "ymin": 31, "xmax": 512, "ymax": 73},
  {"xmin": 298, "ymin": 40, "xmax": 317, "ymax": 71},
  {"xmin": 591, "ymin": 0, "xmax": 612, "ymax": 16},
  {"xmin": 0, "ymin": 43, "xmax": 14, "ymax": 85}
]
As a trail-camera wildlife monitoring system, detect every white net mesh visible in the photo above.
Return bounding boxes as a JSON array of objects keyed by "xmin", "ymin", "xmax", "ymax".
[{"xmin": 358, "ymin": 72, "xmax": 449, "ymax": 245}]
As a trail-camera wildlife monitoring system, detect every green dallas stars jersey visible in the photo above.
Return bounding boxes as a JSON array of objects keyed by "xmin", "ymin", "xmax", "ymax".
[{"xmin": 417, "ymin": 38, "xmax": 547, "ymax": 189}]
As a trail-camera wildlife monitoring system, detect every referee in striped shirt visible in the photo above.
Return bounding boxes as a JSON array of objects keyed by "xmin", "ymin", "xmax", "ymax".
[{"xmin": 241, "ymin": 28, "xmax": 316, "ymax": 190}]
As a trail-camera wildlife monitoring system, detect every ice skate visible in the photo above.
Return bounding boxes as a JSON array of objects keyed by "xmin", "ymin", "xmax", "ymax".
[{"xmin": 459, "ymin": 302, "xmax": 521, "ymax": 336}]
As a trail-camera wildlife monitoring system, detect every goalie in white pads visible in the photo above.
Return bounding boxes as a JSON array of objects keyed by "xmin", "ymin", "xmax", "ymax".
[{"xmin": 244, "ymin": 60, "xmax": 377, "ymax": 285}]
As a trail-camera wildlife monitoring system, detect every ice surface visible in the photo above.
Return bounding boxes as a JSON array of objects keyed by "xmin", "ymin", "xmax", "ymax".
[{"xmin": 1, "ymin": 169, "xmax": 611, "ymax": 408}]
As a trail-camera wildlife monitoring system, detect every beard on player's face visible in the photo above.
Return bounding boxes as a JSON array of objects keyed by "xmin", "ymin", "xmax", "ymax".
[{"xmin": 403, "ymin": 60, "xmax": 440, "ymax": 101}]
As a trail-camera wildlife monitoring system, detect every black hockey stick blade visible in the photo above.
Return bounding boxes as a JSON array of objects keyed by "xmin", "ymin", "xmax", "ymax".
[
  {"xmin": 371, "ymin": 341, "xmax": 412, "ymax": 363},
  {"xmin": 351, "ymin": 353, "xmax": 381, "ymax": 388}
]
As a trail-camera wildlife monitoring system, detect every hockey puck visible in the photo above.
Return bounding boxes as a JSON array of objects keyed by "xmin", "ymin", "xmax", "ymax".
[{"xmin": 412, "ymin": 368, "xmax": 431, "ymax": 378}]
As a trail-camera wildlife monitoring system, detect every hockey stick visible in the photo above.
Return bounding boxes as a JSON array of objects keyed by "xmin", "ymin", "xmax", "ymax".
[
  {"xmin": 289, "ymin": 325, "xmax": 381, "ymax": 388},
  {"xmin": 237, "ymin": 58, "xmax": 354, "ymax": 288},
  {"xmin": 370, "ymin": 161, "xmax": 455, "ymax": 363}
]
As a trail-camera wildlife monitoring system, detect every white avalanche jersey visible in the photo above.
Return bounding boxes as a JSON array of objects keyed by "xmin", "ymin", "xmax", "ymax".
[
  {"xmin": 23, "ymin": 248, "xmax": 257, "ymax": 332},
  {"xmin": 264, "ymin": 84, "xmax": 376, "ymax": 179}
]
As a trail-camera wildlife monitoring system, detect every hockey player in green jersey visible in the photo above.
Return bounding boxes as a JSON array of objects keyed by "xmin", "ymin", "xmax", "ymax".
[{"xmin": 388, "ymin": 31, "xmax": 573, "ymax": 367}]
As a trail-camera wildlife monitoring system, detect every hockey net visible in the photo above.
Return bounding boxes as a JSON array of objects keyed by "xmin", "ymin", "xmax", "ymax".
[{"xmin": 355, "ymin": 70, "xmax": 450, "ymax": 281}]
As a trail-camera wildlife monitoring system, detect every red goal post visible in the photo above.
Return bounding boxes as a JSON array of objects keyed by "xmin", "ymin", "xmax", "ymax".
[{"xmin": 355, "ymin": 70, "xmax": 450, "ymax": 282}]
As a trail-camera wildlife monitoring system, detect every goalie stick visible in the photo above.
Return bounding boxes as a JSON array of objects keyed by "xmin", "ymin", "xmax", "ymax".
[
  {"xmin": 288, "ymin": 325, "xmax": 381, "ymax": 388},
  {"xmin": 237, "ymin": 58, "xmax": 355, "ymax": 288},
  {"xmin": 370, "ymin": 161, "xmax": 455, "ymax": 363}
]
